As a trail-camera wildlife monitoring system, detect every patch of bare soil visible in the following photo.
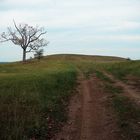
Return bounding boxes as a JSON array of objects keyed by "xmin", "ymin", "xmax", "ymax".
[
  {"xmin": 125, "ymin": 75, "xmax": 140, "ymax": 91},
  {"xmin": 52, "ymin": 74, "xmax": 122, "ymax": 140},
  {"xmin": 51, "ymin": 79, "xmax": 82, "ymax": 140},
  {"xmin": 103, "ymin": 72, "xmax": 140, "ymax": 106}
]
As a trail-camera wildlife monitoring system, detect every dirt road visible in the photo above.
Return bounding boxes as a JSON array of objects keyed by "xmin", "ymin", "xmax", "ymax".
[
  {"xmin": 103, "ymin": 72, "xmax": 140, "ymax": 106},
  {"xmin": 52, "ymin": 74, "xmax": 122, "ymax": 140}
]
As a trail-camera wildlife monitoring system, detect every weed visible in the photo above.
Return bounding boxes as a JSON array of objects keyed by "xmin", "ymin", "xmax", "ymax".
[
  {"xmin": 113, "ymin": 96, "xmax": 140, "ymax": 140},
  {"xmin": 95, "ymin": 71, "xmax": 114, "ymax": 83}
]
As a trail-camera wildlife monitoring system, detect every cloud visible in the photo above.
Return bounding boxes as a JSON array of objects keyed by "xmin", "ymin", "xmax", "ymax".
[
  {"xmin": 92, "ymin": 35, "xmax": 140, "ymax": 41},
  {"xmin": 52, "ymin": 34, "xmax": 140, "ymax": 44},
  {"xmin": 2, "ymin": 0, "xmax": 50, "ymax": 6},
  {"xmin": 100, "ymin": 21, "xmax": 140, "ymax": 32},
  {"xmin": 0, "ymin": 0, "xmax": 140, "ymax": 31},
  {"xmin": 0, "ymin": 0, "xmax": 140, "ymax": 61}
]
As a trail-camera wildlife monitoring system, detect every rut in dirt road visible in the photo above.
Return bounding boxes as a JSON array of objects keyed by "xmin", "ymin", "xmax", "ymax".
[
  {"xmin": 80, "ymin": 75, "xmax": 121, "ymax": 140},
  {"xmin": 103, "ymin": 72, "xmax": 140, "ymax": 106},
  {"xmin": 53, "ymin": 74, "xmax": 122, "ymax": 140}
]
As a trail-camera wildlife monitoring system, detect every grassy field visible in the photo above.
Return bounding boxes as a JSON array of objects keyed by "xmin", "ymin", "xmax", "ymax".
[
  {"xmin": 104, "ymin": 60, "xmax": 140, "ymax": 80},
  {"xmin": 0, "ymin": 54, "xmax": 140, "ymax": 140},
  {"xmin": 0, "ymin": 57, "xmax": 77, "ymax": 140}
]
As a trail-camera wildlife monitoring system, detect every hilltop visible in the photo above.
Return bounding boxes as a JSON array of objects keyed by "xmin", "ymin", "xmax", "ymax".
[{"xmin": 0, "ymin": 54, "xmax": 139, "ymax": 140}]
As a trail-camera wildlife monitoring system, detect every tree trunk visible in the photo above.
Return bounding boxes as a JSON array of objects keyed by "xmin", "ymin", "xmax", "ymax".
[{"xmin": 23, "ymin": 49, "xmax": 26, "ymax": 62}]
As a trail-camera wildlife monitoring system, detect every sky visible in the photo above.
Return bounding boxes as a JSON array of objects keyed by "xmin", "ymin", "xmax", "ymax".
[{"xmin": 0, "ymin": 0, "xmax": 140, "ymax": 61}]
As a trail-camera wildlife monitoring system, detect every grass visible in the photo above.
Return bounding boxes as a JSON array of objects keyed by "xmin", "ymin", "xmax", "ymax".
[
  {"xmin": 95, "ymin": 70, "xmax": 114, "ymax": 83},
  {"xmin": 0, "ymin": 59, "xmax": 77, "ymax": 140},
  {"xmin": 104, "ymin": 60, "xmax": 140, "ymax": 80},
  {"xmin": 0, "ymin": 54, "xmax": 139, "ymax": 140},
  {"xmin": 113, "ymin": 96, "xmax": 140, "ymax": 140}
]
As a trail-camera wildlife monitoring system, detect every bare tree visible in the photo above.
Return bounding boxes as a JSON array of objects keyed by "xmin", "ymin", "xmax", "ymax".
[{"xmin": 0, "ymin": 20, "xmax": 48, "ymax": 62}]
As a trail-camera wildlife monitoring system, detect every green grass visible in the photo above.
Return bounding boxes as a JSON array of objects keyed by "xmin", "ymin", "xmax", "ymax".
[
  {"xmin": 0, "ymin": 54, "xmax": 139, "ymax": 140},
  {"xmin": 113, "ymin": 96, "xmax": 140, "ymax": 140},
  {"xmin": 104, "ymin": 60, "xmax": 140, "ymax": 80},
  {"xmin": 104, "ymin": 84, "xmax": 123, "ymax": 94},
  {"xmin": 0, "ymin": 59, "xmax": 77, "ymax": 140},
  {"xmin": 95, "ymin": 71, "xmax": 114, "ymax": 83}
]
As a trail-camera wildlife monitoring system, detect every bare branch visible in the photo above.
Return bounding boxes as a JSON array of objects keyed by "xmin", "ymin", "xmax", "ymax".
[
  {"xmin": 28, "ymin": 31, "xmax": 47, "ymax": 44},
  {"xmin": 13, "ymin": 20, "xmax": 24, "ymax": 42},
  {"xmin": 0, "ymin": 21, "xmax": 48, "ymax": 61}
]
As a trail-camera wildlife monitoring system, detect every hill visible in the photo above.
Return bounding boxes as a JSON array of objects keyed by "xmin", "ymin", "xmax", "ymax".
[{"xmin": 0, "ymin": 54, "xmax": 139, "ymax": 140}]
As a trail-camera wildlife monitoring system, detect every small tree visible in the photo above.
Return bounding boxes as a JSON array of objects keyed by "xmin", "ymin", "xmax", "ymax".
[
  {"xmin": 0, "ymin": 20, "xmax": 48, "ymax": 62},
  {"xmin": 126, "ymin": 57, "xmax": 131, "ymax": 61},
  {"xmin": 34, "ymin": 49, "xmax": 44, "ymax": 60}
]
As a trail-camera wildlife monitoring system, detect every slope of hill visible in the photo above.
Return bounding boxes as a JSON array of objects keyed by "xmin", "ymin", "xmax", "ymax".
[{"xmin": 0, "ymin": 54, "xmax": 139, "ymax": 140}]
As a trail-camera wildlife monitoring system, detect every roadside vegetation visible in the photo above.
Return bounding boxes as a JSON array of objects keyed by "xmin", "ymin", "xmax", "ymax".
[
  {"xmin": 104, "ymin": 60, "xmax": 140, "ymax": 80},
  {"xmin": 0, "ymin": 58, "xmax": 77, "ymax": 140}
]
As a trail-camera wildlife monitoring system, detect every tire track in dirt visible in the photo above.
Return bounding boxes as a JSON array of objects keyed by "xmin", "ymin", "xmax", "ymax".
[
  {"xmin": 52, "ymin": 73, "xmax": 122, "ymax": 140},
  {"xmin": 103, "ymin": 72, "xmax": 140, "ymax": 106},
  {"xmin": 80, "ymin": 75, "xmax": 121, "ymax": 140}
]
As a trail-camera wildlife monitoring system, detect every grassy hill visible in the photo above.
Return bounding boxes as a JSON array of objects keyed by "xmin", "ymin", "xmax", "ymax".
[{"xmin": 0, "ymin": 54, "xmax": 139, "ymax": 140}]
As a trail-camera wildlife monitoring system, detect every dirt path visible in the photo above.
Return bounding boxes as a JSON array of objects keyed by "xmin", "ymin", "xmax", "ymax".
[
  {"xmin": 103, "ymin": 72, "xmax": 140, "ymax": 106},
  {"xmin": 52, "ymin": 73, "xmax": 122, "ymax": 140}
]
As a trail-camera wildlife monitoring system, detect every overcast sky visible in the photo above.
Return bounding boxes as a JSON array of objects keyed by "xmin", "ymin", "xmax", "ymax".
[{"xmin": 0, "ymin": 0, "xmax": 140, "ymax": 61}]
